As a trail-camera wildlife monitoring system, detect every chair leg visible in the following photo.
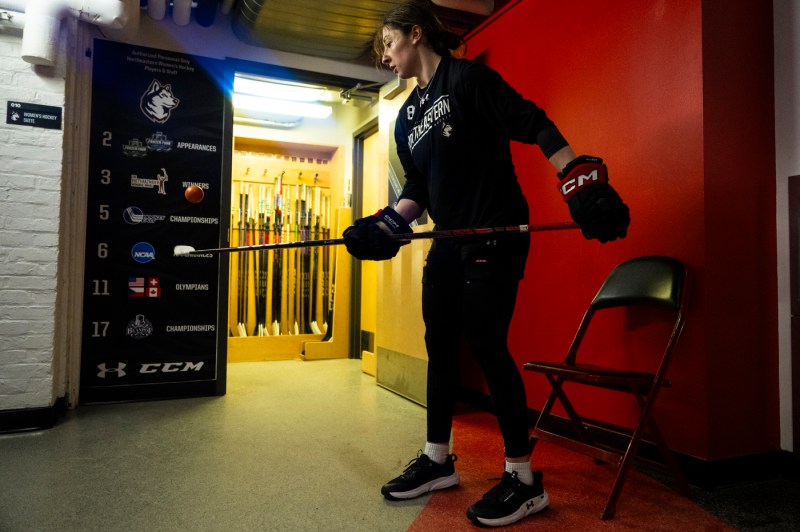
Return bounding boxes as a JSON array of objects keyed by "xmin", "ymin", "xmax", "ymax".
[
  {"xmin": 601, "ymin": 387, "xmax": 668, "ymax": 520},
  {"xmin": 531, "ymin": 376, "xmax": 598, "ymax": 449},
  {"xmin": 601, "ymin": 423, "xmax": 645, "ymax": 520},
  {"xmin": 548, "ymin": 375, "xmax": 598, "ymax": 447},
  {"xmin": 632, "ymin": 388, "xmax": 690, "ymax": 495},
  {"xmin": 530, "ymin": 381, "xmax": 560, "ymax": 450},
  {"xmin": 645, "ymin": 416, "xmax": 690, "ymax": 495}
]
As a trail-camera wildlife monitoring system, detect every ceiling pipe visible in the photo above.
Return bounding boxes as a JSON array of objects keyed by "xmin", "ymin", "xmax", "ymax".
[
  {"xmin": 195, "ymin": 0, "xmax": 218, "ymax": 27},
  {"xmin": 172, "ymin": 0, "xmax": 192, "ymax": 26},
  {"xmin": 0, "ymin": 0, "xmax": 25, "ymax": 12},
  {"xmin": 433, "ymin": 0, "xmax": 494, "ymax": 16},
  {"xmin": 102, "ymin": 0, "xmax": 139, "ymax": 42},
  {"xmin": 0, "ymin": 8, "xmax": 25, "ymax": 30},
  {"xmin": 21, "ymin": 0, "xmax": 130, "ymax": 66},
  {"xmin": 220, "ymin": 0, "xmax": 236, "ymax": 16},
  {"xmin": 146, "ymin": 0, "xmax": 166, "ymax": 21}
]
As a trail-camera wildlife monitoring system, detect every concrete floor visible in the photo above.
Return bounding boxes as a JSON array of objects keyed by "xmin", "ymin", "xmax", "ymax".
[
  {"xmin": 2, "ymin": 358, "xmax": 798, "ymax": 532},
  {"xmin": 0, "ymin": 359, "xmax": 431, "ymax": 532}
]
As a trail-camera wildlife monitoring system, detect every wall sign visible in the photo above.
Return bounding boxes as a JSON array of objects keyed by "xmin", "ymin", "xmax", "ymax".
[
  {"xmin": 80, "ymin": 39, "xmax": 228, "ymax": 403},
  {"xmin": 6, "ymin": 101, "xmax": 62, "ymax": 129}
]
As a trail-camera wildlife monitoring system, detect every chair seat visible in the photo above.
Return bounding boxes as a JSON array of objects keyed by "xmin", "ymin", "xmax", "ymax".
[{"xmin": 523, "ymin": 361, "xmax": 668, "ymax": 391}]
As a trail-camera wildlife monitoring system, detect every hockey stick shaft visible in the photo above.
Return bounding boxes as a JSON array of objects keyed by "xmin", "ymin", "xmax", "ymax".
[{"xmin": 176, "ymin": 221, "xmax": 578, "ymax": 256}]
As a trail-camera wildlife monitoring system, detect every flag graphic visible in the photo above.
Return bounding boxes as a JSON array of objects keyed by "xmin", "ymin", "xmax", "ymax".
[
  {"xmin": 147, "ymin": 277, "xmax": 161, "ymax": 298},
  {"xmin": 128, "ymin": 277, "xmax": 145, "ymax": 297}
]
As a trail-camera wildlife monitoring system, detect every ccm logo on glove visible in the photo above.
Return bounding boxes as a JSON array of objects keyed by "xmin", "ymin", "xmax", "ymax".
[
  {"xmin": 557, "ymin": 156, "xmax": 608, "ymax": 201},
  {"xmin": 379, "ymin": 212, "xmax": 402, "ymax": 232},
  {"xmin": 556, "ymin": 155, "xmax": 630, "ymax": 244}
]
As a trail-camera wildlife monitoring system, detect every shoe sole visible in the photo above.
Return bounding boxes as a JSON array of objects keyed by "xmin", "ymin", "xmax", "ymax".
[
  {"xmin": 382, "ymin": 471, "xmax": 460, "ymax": 501},
  {"xmin": 468, "ymin": 490, "xmax": 550, "ymax": 527}
]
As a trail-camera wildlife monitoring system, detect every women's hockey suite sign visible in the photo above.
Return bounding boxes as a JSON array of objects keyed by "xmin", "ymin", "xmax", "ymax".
[{"xmin": 81, "ymin": 40, "xmax": 227, "ymax": 402}]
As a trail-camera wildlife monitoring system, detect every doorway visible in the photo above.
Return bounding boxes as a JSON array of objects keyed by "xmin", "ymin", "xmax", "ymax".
[
  {"xmin": 225, "ymin": 62, "xmax": 381, "ymax": 366},
  {"xmin": 350, "ymin": 120, "xmax": 381, "ymax": 369}
]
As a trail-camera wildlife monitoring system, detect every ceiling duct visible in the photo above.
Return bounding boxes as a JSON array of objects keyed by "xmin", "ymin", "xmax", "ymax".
[
  {"xmin": 434, "ymin": 0, "xmax": 494, "ymax": 16},
  {"xmin": 233, "ymin": 0, "xmax": 404, "ymax": 62},
  {"xmin": 19, "ymin": 0, "xmax": 131, "ymax": 66},
  {"xmin": 232, "ymin": 0, "xmax": 504, "ymax": 63},
  {"xmin": 144, "ymin": 0, "xmax": 218, "ymax": 27}
]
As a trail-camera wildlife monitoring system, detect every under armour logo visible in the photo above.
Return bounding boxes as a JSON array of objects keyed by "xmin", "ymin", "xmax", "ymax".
[
  {"xmin": 97, "ymin": 362, "xmax": 127, "ymax": 378},
  {"xmin": 526, "ymin": 501, "xmax": 536, "ymax": 510}
]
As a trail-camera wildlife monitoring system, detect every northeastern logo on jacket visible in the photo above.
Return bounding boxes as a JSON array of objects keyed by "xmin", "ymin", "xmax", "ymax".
[{"xmin": 407, "ymin": 95, "xmax": 451, "ymax": 153}]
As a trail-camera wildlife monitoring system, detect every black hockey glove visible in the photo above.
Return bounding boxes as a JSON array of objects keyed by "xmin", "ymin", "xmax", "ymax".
[
  {"xmin": 342, "ymin": 206, "xmax": 412, "ymax": 261},
  {"xmin": 557, "ymin": 156, "xmax": 630, "ymax": 243}
]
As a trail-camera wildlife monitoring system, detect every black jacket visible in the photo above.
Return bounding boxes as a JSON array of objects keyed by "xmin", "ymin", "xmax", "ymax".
[{"xmin": 396, "ymin": 56, "xmax": 567, "ymax": 229}]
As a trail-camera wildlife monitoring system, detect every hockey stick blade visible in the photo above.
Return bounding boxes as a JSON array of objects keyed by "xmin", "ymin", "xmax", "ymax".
[{"xmin": 174, "ymin": 221, "xmax": 578, "ymax": 256}]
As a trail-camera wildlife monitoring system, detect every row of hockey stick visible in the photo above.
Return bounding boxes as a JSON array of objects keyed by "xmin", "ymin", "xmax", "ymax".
[{"xmin": 231, "ymin": 179, "xmax": 332, "ymax": 337}]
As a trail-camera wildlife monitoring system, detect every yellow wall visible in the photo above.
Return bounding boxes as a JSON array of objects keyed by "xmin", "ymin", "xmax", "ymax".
[
  {"xmin": 377, "ymin": 236, "xmax": 431, "ymax": 361},
  {"xmin": 373, "ymin": 83, "xmax": 431, "ymax": 364}
]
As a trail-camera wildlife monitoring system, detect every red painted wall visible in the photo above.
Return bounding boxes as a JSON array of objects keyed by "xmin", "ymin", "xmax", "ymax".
[{"xmin": 461, "ymin": 0, "xmax": 777, "ymax": 460}]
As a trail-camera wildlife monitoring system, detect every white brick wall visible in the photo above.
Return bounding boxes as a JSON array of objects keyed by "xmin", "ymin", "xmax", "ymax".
[{"xmin": 0, "ymin": 28, "xmax": 66, "ymax": 410}]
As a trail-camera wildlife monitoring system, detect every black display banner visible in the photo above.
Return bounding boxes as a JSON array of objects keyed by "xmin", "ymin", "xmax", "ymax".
[{"xmin": 80, "ymin": 40, "xmax": 227, "ymax": 402}]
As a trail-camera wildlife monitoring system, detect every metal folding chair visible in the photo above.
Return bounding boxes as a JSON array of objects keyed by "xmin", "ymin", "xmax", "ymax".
[{"xmin": 523, "ymin": 256, "xmax": 690, "ymax": 519}]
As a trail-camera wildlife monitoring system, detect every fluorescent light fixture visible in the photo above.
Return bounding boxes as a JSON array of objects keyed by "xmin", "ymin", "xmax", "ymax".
[
  {"xmin": 233, "ymin": 93, "xmax": 332, "ymax": 119},
  {"xmin": 234, "ymin": 116, "xmax": 302, "ymax": 129},
  {"xmin": 232, "ymin": 74, "xmax": 334, "ymax": 121},
  {"xmin": 234, "ymin": 76, "xmax": 332, "ymax": 102}
]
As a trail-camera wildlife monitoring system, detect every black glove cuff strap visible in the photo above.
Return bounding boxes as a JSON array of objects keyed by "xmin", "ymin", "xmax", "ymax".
[
  {"xmin": 558, "ymin": 155, "xmax": 603, "ymax": 178},
  {"xmin": 377, "ymin": 206, "xmax": 412, "ymax": 234}
]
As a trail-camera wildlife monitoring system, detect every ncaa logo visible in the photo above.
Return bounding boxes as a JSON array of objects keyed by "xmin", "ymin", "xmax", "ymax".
[
  {"xmin": 132, "ymin": 242, "xmax": 156, "ymax": 263},
  {"xmin": 97, "ymin": 362, "xmax": 126, "ymax": 378}
]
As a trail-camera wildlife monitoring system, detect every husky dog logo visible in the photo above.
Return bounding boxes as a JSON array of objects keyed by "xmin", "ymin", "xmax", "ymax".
[{"xmin": 140, "ymin": 79, "xmax": 180, "ymax": 124}]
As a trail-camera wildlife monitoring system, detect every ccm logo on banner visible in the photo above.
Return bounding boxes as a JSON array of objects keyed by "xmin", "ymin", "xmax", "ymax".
[{"xmin": 97, "ymin": 361, "xmax": 204, "ymax": 378}]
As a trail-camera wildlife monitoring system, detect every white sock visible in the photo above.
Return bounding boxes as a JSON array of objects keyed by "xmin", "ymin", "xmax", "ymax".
[
  {"xmin": 506, "ymin": 460, "xmax": 534, "ymax": 486},
  {"xmin": 424, "ymin": 442, "xmax": 450, "ymax": 464}
]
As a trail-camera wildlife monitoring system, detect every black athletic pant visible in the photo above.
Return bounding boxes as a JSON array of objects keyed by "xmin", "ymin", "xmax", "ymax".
[{"xmin": 421, "ymin": 235, "xmax": 531, "ymax": 458}]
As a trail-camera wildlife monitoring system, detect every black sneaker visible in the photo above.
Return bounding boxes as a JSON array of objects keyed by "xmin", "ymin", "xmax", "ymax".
[
  {"xmin": 466, "ymin": 470, "xmax": 549, "ymax": 527},
  {"xmin": 381, "ymin": 452, "xmax": 459, "ymax": 500}
]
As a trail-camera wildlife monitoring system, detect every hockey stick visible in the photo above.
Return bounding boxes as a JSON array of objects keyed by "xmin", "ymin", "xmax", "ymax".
[{"xmin": 175, "ymin": 221, "xmax": 579, "ymax": 256}]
